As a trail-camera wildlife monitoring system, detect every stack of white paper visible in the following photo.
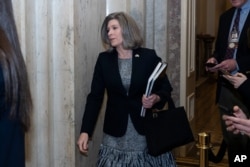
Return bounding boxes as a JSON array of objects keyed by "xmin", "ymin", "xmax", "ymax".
[{"xmin": 140, "ymin": 61, "xmax": 168, "ymax": 117}]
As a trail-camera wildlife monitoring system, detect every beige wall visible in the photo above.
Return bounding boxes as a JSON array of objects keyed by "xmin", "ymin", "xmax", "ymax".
[
  {"xmin": 13, "ymin": 0, "xmax": 106, "ymax": 166},
  {"xmin": 196, "ymin": 0, "xmax": 228, "ymax": 37}
]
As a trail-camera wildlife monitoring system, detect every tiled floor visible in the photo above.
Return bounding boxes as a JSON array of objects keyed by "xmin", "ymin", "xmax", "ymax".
[{"xmin": 176, "ymin": 75, "xmax": 229, "ymax": 166}]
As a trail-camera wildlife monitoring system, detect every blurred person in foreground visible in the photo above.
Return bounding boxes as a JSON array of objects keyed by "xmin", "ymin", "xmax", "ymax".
[{"xmin": 0, "ymin": 0, "xmax": 32, "ymax": 167}]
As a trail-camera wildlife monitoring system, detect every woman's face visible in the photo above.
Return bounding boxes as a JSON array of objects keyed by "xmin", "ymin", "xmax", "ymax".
[
  {"xmin": 107, "ymin": 19, "xmax": 123, "ymax": 48},
  {"xmin": 230, "ymin": 0, "xmax": 247, "ymax": 8}
]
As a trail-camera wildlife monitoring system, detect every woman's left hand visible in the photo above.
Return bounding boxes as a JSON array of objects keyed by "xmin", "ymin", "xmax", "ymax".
[{"xmin": 142, "ymin": 94, "xmax": 160, "ymax": 109}]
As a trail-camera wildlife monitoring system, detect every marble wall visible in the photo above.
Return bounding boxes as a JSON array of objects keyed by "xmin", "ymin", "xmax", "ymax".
[
  {"xmin": 12, "ymin": 0, "xmax": 182, "ymax": 166},
  {"xmin": 74, "ymin": 0, "xmax": 106, "ymax": 166}
]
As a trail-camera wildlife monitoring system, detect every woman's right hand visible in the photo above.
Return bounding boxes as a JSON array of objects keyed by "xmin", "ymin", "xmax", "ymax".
[
  {"xmin": 77, "ymin": 132, "xmax": 89, "ymax": 154},
  {"xmin": 142, "ymin": 94, "xmax": 160, "ymax": 109}
]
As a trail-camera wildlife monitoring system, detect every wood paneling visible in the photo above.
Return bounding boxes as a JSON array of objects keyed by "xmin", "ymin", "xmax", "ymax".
[{"xmin": 176, "ymin": 76, "xmax": 228, "ymax": 166}]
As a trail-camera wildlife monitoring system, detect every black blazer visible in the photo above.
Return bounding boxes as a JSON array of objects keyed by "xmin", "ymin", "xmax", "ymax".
[
  {"xmin": 238, "ymin": 79, "xmax": 250, "ymax": 110},
  {"xmin": 80, "ymin": 47, "xmax": 173, "ymax": 137},
  {"xmin": 213, "ymin": 7, "xmax": 250, "ymax": 101}
]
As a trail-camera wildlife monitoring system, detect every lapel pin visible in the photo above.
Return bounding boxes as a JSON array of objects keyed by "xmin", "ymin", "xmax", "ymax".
[{"xmin": 135, "ymin": 54, "xmax": 140, "ymax": 57}]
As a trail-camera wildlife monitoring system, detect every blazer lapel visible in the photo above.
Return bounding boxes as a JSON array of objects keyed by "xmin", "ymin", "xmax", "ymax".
[
  {"xmin": 107, "ymin": 50, "xmax": 128, "ymax": 95},
  {"xmin": 128, "ymin": 49, "xmax": 143, "ymax": 96},
  {"xmin": 240, "ymin": 9, "xmax": 250, "ymax": 44}
]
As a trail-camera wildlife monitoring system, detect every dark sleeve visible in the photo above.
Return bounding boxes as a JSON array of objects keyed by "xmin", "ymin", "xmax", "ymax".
[
  {"xmin": 238, "ymin": 79, "xmax": 250, "ymax": 105},
  {"xmin": 80, "ymin": 55, "xmax": 105, "ymax": 137},
  {"xmin": 149, "ymin": 51, "xmax": 173, "ymax": 109},
  {"xmin": 152, "ymin": 71, "xmax": 173, "ymax": 109},
  {"xmin": 212, "ymin": 13, "xmax": 229, "ymax": 62}
]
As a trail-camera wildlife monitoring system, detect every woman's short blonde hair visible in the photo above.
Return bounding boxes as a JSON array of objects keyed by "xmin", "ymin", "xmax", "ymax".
[{"xmin": 101, "ymin": 12, "xmax": 143, "ymax": 50}]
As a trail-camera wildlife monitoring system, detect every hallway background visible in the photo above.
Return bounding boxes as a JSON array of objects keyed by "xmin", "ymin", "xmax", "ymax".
[{"xmin": 11, "ymin": 0, "xmax": 230, "ymax": 166}]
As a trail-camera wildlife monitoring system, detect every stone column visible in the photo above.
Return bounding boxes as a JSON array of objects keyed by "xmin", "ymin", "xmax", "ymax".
[{"xmin": 12, "ymin": 0, "xmax": 105, "ymax": 166}]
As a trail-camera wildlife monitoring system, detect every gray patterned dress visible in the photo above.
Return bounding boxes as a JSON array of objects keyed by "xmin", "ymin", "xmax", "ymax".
[{"xmin": 97, "ymin": 58, "xmax": 176, "ymax": 167}]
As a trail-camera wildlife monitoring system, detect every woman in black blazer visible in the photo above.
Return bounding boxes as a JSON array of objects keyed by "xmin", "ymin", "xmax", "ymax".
[{"xmin": 77, "ymin": 12, "xmax": 176, "ymax": 167}]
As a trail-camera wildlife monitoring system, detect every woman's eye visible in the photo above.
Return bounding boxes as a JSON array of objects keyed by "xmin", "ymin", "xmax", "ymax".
[{"xmin": 112, "ymin": 26, "xmax": 118, "ymax": 30}]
